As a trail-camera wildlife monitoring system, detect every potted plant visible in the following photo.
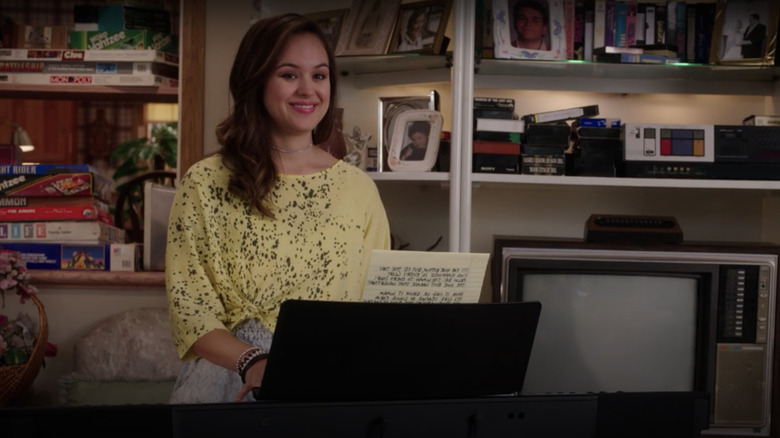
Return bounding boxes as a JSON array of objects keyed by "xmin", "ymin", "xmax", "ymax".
[
  {"xmin": 111, "ymin": 121, "xmax": 178, "ymax": 183},
  {"xmin": 110, "ymin": 122, "xmax": 178, "ymax": 241}
]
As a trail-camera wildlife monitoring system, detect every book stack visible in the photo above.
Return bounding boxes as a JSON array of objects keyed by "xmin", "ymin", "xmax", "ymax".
[
  {"xmin": 472, "ymin": 97, "xmax": 523, "ymax": 174},
  {"xmin": 0, "ymin": 164, "xmax": 134, "ymax": 271},
  {"xmin": 521, "ymin": 124, "xmax": 570, "ymax": 176},
  {"xmin": 568, "ymin": 117, "xmax": 623, "ymax": 177}
]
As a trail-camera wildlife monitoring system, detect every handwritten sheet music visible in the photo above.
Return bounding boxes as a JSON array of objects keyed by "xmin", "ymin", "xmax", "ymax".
[{"xmin": 362, "ymin": 250, "xmax": 490, "ymax": 304}]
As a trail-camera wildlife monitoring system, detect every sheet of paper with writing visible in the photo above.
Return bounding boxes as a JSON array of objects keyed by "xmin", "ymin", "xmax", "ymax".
[{"xmin": 362, "ymin": 250, "xmax": 490, "ymax": 303}]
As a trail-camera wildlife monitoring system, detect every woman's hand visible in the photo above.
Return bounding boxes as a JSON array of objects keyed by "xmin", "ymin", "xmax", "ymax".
[{"xmin": 235, "ymin": 357, "xmax": 268, "ymax": 401}]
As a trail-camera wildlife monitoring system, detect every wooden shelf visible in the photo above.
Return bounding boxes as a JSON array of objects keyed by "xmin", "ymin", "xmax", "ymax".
[
  {"xmin": 30, "ymin": 270, "xmax": 165, "ymax": 288},
  {"xmin": 0, "ymin": 84, "xmax": 178, "ymax": 102}
]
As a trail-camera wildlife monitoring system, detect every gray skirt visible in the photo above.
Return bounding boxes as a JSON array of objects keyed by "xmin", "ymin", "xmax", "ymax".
[{"xmin": 169, "ymin": 318, "xmax": 274, "ymax": 404}]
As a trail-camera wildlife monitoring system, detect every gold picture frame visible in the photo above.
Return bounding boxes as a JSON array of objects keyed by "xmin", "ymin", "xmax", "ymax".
[
  {"xmin": 387, "ymin": 0, "xmax": 453, "ymax": 55},
  {"xmin": 709, "ymin": 0, "xmax": 779, "ymax": 66},
  {"xmin": 304, "ymin": 9, "xmax": 350, "ymax": 52},
  {"xmin": 335, "ymin": 0, "xmax": 402, "ymax": 56}
]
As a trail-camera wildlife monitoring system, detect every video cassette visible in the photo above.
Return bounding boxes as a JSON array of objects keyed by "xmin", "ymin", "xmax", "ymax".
[{"xmin": 623, "ymin": 123, "xmax": 714, "ymax": 163}]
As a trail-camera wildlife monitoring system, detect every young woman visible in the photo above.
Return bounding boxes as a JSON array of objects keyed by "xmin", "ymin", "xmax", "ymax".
[{"xmin": 165, "ymin": 13, "xmax": 391, "ymax": 403}]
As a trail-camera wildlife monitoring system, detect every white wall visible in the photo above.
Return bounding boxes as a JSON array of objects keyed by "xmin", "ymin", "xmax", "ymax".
[{"xmin": 6, "ymin": 286, "xmax": 167, "ymax": 407}]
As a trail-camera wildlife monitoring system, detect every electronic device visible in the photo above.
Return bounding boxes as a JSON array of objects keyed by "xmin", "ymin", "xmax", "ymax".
[
  {"xmin": 255, "ymin": 300, "xmax": 541, "ymax": 402},
  {"xmin": 623, "ymin": 123, "xmax": 714, "ymax": 162},
  {"xmin": 491, "ymin": 237, "xmax": 779, "ymax": 436},
  {"xmin": 143, "ymin": 181, "xmax": 176, "ymax": 271},
  {"xmin": 585, "ymin": 213, "xmax": 683, "ymax": 243},
  {"xmin": 710, "ymin": 125, "xmax": 780, "ymax": 180},
  {"xmin": 623, "ymin": 123, "xmax": 714, "ymax": 178}
]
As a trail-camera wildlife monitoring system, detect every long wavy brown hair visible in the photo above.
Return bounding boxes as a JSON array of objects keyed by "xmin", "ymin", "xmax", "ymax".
[{"xmin": 216, "ymin": 13, "xmax": 338, "ymax": 218}]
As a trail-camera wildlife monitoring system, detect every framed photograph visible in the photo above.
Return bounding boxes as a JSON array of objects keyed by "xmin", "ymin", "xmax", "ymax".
[
  {"xmin": 378, "ymin": 90, "xmax": 439, "ymax": 171},
  {"xmin": 492, "ymin": 0, "xmax": 567, "ymax": 60},
  {"xmin": 335, "ymin": 0, "xmax": 402, "ymax": 56},
  {"xmin": 387, "ymin": 109, "xmax": 443, "ymax": 172},
  {"xmin": 709, "ymin": 0, "xmax": 778, "ymax": 66},
  {"xmin": 304, "ymin": 9, "xmax": 350, "ymax": 52},
  {"xmin": 387, "ymin": 0, "xmax": 453, "ymax": 54}
]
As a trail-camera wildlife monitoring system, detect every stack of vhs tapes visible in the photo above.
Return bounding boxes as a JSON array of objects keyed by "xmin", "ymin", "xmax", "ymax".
[
  {"xmin": 521, "ymin": 124, "xmax": 570, "ymax": 176},
  {"xmin": 472, "ymin": 97, "xmax": 523, "ymax": 174},
  {"xmin": 568, "ymin": 117, "xmax": 623, "ymax": 177}
]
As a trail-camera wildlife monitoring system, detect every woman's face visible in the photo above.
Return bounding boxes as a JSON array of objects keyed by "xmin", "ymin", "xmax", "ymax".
[
  {"xmin": 264, "ymin": 32, "xmax": 331, "ymax": 141},
  {"xmin": 515, "ymin": 6, "xmax": 547, "ymax": 45}
]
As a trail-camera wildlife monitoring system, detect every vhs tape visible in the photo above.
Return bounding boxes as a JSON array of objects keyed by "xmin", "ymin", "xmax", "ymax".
[{"xmin": 522, "ymin": 105, "xmax": 599, "ymax": 125}]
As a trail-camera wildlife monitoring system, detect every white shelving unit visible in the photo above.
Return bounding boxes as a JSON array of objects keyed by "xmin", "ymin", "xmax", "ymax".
[
  {"xmin": 448, "ymin": 0, "xmax": 780, "ymax": 253},
  {"xmin": 264, "ymin": 0, "xmax": 780, "ymax": 255}
]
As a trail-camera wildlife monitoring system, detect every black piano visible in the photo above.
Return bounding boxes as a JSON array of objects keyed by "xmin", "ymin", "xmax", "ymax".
[{"xmin": 0, "ymin": 392, "xmax": 709, "ymax": 438}]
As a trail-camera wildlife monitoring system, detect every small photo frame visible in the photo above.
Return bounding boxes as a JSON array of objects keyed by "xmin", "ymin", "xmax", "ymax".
[
  {"xmin": 387, "ymin": 0, "xmax": 453, "ymax": 54},
  {"xmin": 387, "ymin": 109, "xmax": 443, "ymax": 172},
  {"xmin": 378, "ymin": 91, "xmax": 439, "ymax": 171},
  {"xmin": 335, "ymin": 0, "xmax": 402, "ymax": 56},
  {"xmin": 304, "ymin": 9, "xmax": 350, "ymax": 52},
  {"xmin": 492, "ymin": 0, "xmax": 567, "ymax": 60},
  {"xmin": 709, "ymin": 0, "xmax": 778, "ymax": 66}
]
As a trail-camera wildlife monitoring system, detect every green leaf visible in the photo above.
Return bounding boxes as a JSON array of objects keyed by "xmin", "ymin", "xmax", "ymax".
[{"xmin": 3, "ymin": 348, "xmax": 29, "ymax": 365}]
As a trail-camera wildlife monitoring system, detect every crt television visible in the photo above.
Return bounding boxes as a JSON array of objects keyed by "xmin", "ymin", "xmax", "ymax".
[{"xmin": 492, "ymin": 237, "xmax": 780, "ymax": 437}]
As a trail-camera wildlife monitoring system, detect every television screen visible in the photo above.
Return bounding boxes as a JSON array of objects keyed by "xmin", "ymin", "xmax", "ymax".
[{"xmin": 519, "ymin": 272, "xmax": 699, "ymax": 394}]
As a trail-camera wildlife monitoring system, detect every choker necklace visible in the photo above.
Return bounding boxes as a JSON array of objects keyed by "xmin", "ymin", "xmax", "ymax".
[{"xmin": 271, "ymin": 142, "xmax": 314, "ymax": 154}]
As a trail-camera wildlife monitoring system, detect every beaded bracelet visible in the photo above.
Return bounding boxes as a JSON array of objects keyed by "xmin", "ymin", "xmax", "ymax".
[
  {"xmin": 238, "ymin": 351, "xmax": 269, "ymax": 383},
  {"xmin": 235, "ymin": 346, "xmax": 261, "ymax": 373}
]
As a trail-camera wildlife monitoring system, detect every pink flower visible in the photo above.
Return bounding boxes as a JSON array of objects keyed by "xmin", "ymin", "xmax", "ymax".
[
  {"xmin": 45, "ymin": 342, "xmax": 57, "ymax": 357},
  {"xmin": 0, "ymin": 250, "xmax": 52, "ymax": 366}
]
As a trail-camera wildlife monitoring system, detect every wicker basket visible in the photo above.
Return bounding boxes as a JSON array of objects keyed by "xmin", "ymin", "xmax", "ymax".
[{"xmin": 0, "ymin": 294, "xmax": 48, "ymax": 407}]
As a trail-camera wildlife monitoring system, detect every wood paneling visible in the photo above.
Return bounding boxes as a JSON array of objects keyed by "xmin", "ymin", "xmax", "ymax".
[{"xmin": 0, "ymin": 99, "xmax": 78, "ymax": 164}]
